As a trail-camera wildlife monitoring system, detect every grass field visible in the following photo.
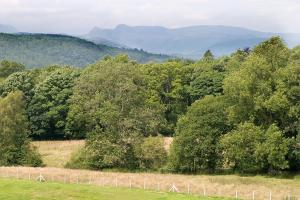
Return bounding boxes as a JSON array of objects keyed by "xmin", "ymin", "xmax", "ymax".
[
  {"xmin": 0, "ymin": 178, "xmax": 227, "ymax": 200},
  {"xmin": 0, "ymin": 167, "xmax": 299, "ymax": 200},
  {"xmin": 29, "ymin": 140, "xmax": 300, "ymax": 200},
  {"xmin": 32, "ymin": 140, "xmax": 85, "ymax": 168}
]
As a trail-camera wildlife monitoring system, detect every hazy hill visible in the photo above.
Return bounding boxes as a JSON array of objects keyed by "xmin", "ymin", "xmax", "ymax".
[
  {"xmin": 0, "ymin": 33, "xmax": 170, "ymax": 68},
  {"xmin": 0, "ymin": 24, "xmax": 18, "ymax": 33},
  {"xmin": 88, "ymin": 24, "xmax": 300, "ymax": 58}
]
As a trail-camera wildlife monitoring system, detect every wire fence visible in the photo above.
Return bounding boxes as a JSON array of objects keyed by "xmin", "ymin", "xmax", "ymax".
[{"xmin": 0, "ymin": 167, "xmax": 299, "ymax": 200}]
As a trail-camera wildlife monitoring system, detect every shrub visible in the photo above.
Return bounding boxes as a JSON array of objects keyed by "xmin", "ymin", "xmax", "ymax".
[
  {"xmin": 65, "ymin": 147, "xmax": 90, "ymax": 169},
  {"xmin": 136, "ymin": 137, "xmax": 168, "ymax": 170},
  {"xmin": 220, "ymin": 122, "xmax": 290, "ymax": 173}
]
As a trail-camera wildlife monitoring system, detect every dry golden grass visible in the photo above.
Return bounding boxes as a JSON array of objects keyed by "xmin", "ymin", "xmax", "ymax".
[
  {"xmin": 32, "ymin": 140, "xmax": 85, "ymax": 168},
  {"xmin": 29, "ymin": 140, "xmax": 300, "ymax": 200},
  {"xmin": 163, "ymin": 137, "xmax": 173, "ymax": 151},
  {"xmin": 0, "ymin": 167, "xmax": 299, "ymax": 200}
]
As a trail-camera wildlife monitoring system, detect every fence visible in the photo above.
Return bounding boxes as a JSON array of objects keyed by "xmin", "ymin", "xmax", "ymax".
[{"xmin": 0, "ymin": 167, "xmax": 299, "ymax": 200}]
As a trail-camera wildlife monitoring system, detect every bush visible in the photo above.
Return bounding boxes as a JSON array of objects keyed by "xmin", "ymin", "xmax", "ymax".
[
  {"xmin": 136, "ymin": 137, "xmax": 168, "ymax": 170},
  {"xmin": 65, "ymin": 147, "xmax": 90, "ymax": 169},
  {"xmin": 220, "ymin": 122, "xmax": 290, "ymax": 173}
]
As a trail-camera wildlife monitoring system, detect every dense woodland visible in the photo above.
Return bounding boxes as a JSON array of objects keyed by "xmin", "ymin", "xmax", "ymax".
[
  {"xmin": 0, "ymin": 33, "xmax": 169, "ymax": 67},
  {"xmin": 0, "ymin": 37, "xmax": 299, "ymax": 174}
]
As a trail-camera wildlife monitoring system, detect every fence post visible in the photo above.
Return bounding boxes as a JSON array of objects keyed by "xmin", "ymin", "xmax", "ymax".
[
  {"xmin": 252, "ymin": 191, "xmax": 255, "ymax": 200},
  {"xmin": 77, "ymin": 175, "xmax": 79, "ymax": 184},
  {"xmin": 143, "ymin": 179, "xmax": 146, "ymax": 190},
  {"xmin": 157, "ymin": 182, "xmax": 160, "ymax": 191},
  {"xmin": 187, "ymin": 183, "xmax": 190, "ymax": 194},
  {"xmin": 115, "ymin": 177, "xmax": 118, "ymax": 187},
  {"xmin": 17, "ymin": 167, "xmax": 19, "ymax": 179},
  {"xmin": 129, "ymin": 179, "xmax": 132, "ymax": 188},
  {"xmin": 235, "ymin": 190, "xmax": 238, "ymax": 199},
  {"xmin": 203, "ymin": 187, "xmax": 206, "ymax": 196},
  {"xmin": 269, "ymin": 191, "xmax": 272, "ymax": 200}
]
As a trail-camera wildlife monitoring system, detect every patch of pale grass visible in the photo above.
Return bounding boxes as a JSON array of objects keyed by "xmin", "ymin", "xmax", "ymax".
[
  {"xmin": 32, "ymin": 140, "xmax": 85, "ymax": 168},
  {"xmin": 163, "ymin": 137, "xmax": 173, "ymax": 151}
]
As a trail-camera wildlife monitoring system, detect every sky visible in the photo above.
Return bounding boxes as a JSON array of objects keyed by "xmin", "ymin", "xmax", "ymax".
[{"xmin": 0, "ymin": 0, "xmax": 299, "ymax": 34}]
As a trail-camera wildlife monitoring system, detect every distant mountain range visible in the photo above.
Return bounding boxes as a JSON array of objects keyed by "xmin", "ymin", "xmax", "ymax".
[
  {"xmin": 0, "ymin": 24, "xmax": 18, "ymax": 33},
  {"xmin": 1, "ymin": 24, "xmax": 299, "ymax": 64},
  {"xmin": 0, "ymin": 33, "xmax": 169, "ymax": 68},
  {"xmin": 87, "ymin": 24, "xmax": 300, "ymax": 58}
]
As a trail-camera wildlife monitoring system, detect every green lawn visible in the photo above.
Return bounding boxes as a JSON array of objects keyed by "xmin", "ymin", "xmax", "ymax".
[{"xmin": 0, "ymin": 178, "xmax": 228, "ymax": 200}]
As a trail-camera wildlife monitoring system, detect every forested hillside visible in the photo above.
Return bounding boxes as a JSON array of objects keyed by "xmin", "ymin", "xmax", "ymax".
[
  {"xmin": 0, "ymin": 33, "xmax": 169, "ymax": 68},
  {"xmin": 0, "ymin": 37, "xmax": 299, "ymax": 174}
]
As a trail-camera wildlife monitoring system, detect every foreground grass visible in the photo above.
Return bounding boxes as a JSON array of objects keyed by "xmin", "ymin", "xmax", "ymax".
[
  {"xmin": 0, "ymin": 178, "xmax": 225, "ymax": 200},
  {"xmin": 1, "ymin": 166, "xmax": 299, "ymax": 200}
]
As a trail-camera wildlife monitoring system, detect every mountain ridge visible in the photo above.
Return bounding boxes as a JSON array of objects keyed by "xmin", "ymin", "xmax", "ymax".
[
  {"xmin": 87, "ymin": 24, "xmax": 300, "ymax": 58},
  {"xmin": 0, "ymin": 24, "xmax": 18, "ymax": 33}
]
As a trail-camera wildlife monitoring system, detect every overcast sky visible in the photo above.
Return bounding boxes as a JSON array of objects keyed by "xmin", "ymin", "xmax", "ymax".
[{"xmin": 0, "ymin": 0, "xmax": 299, "ymax": 34}]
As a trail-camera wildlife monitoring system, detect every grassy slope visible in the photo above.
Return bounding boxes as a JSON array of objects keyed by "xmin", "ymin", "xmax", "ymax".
[
  {"xmin": 0, "ymin": 178, "xmax": 223, "ymax": 200},
  {"xmin": 0, "ymin": 33, "xmax": 169, "ymax": 68}
]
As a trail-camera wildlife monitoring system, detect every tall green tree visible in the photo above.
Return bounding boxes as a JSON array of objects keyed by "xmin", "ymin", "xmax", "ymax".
[
  {"xmin": 141, "ymin": 61, "xmax": 194, "ymax": 135},
  {"xmin": 223, "ymin": 37, "xmax": 293, "ymax": 133},
  {"xmin": 67, "ymin": 56, "xmax": 164, "ymax": 169},
  {"xmin": 189, "ymin": 59, "xmax": 226, "ymax": 102},
  {"xmin": 0, "ymin": 60, "xmax": 25, "ymax": 78},
  {"xmin": 169, "ymin": 96, "xmax": 231, "ymax": 172},
  {"xmin": 28, "ymin": 67, "xmax": 80, "ymax": 139},
  {"xmin": 0, "ymin": 91, "xmax": 42, "ymax": 166},
  {"xmin": 0, "ymin": 71, "xmax": 35, "ymax": 105},
  {"xmin": 202, "ymin": 50, "xmax": 214, "ymax": 62}
]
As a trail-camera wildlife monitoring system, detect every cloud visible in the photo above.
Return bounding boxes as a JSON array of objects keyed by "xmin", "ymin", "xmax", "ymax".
[{"xmin": 0, "ymin": 0, "xmax": 299, "ymax": 34}]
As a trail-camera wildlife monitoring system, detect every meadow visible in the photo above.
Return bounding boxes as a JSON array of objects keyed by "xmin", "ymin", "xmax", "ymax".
[
  {"xmin": 0, "ymin": 178, "xmax": 226, "ymax": 200},
  {"xmin": 1, "ymin": 165, "xmax": 299, "ymax": 200},
  {"xmin": 26, "ymin": 140, "xmax": 300, "ymax": 200}
]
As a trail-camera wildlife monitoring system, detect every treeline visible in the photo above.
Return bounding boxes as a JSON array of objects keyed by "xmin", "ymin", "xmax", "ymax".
[{"xmin": 0, "ymin": 37, "xmax": 299, "ymax": 173}]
